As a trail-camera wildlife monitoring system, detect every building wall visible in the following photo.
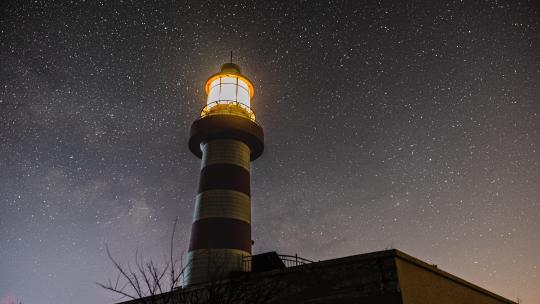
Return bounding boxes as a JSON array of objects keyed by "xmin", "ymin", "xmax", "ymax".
[
  {"xmin": 268, "ymin": 252, "xmax": 402, "ymax": 304},
  {"xmin": 395, "ymin": 254, "xmax": 515, "ymax": 304}
]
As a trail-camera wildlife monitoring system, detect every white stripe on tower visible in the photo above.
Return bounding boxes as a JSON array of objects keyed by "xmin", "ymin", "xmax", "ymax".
[
  {"xmin": 193, "ymin": 190, "xmax": 251, "ymax": 223},
  {"xmin": 202, "ymin": 139, "xmax": 250, "ymax": 171}
]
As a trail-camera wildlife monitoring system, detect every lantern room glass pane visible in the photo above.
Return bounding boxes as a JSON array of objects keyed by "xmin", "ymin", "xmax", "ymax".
[
  {"xmin": 221, "ymin": 76, "xmax": 236, "ymax": 84},
  {"xmin": 207, "ymin": 85, "xmax": 220, "ymax": 103},
  {"xmin": 206, "ymin": 76, "xmax": 252, "ymax": 108},
  {"xmin": 210, "ymin": 79, "xmax": 220, "ymax": 88},
  {"xmin": 237, "ymin": 88, "xmax": 250, "ymax": 107},
  {"xmin": 238, "ymin": 79, "xmax": 249, "ymax": 90},
  {"xmin": 220, "ymin": 83, "xmax": 236, "ymax": 101}
]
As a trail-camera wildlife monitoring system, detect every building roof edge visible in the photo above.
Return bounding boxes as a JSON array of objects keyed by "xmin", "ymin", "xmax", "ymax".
[{"xmin": 392, "ymin": 249, "xmax": 517, "ymax": 304}]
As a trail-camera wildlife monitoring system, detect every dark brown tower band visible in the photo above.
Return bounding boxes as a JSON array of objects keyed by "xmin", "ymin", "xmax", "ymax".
[
  {"xmin": 198, "ymin": 164, "xmax": 251, "ymax": 196},
  {"xmin": 189, "ymin": 217, "xmax": 252, "ymax": 252}
]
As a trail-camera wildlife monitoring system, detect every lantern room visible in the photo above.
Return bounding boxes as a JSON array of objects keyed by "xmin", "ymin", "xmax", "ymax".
[{"xmin": 201, "ymin": 63, "xmax": 256, "ymax": 121}]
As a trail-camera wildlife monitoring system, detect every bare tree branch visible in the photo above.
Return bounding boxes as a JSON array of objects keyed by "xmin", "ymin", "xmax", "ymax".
[{"xmin": 98, "ymin": 218, "xmax": 286, "ymax": 304}]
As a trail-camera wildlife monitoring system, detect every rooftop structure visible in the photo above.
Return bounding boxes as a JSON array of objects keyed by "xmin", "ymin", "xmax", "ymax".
[{"xmin": 118, "ymin": 249, "xmax": 516, "ymax": 304}]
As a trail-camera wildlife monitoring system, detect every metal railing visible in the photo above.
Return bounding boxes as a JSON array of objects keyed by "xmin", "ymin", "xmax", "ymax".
[
  {"xmin": 200, "ymin": 101, "xmax": 256, "ymax": 122},
  {"xmin": 242, "ymin": 253, "xmax": 314, "ymax": 272},
  {"xmin": 276, "ymin": 254, "xmax": 314, "ymax": 268}
]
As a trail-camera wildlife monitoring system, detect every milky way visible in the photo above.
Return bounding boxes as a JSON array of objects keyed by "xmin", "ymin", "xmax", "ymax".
[{"xmin": 1, "ymin": 1, "xmax": 539, "ymax": 303}]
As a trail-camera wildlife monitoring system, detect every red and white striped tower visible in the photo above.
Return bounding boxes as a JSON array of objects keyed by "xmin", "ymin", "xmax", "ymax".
[{"xmin": 185, "ymin": 63, "xmax": 264, "ymax": 286}]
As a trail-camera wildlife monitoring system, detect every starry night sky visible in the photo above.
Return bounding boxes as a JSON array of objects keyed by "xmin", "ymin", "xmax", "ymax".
[{"xmin": 1, "ymin": 1, "xmax": 539, "ymax": 303}]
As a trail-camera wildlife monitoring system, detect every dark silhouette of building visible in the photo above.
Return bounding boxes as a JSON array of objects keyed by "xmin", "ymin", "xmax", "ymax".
[
  {"xmin": 240, "ymin": 249, "xmax": 516, "ymax": 304},
  {"xmin": 117, "ymin": 249, "xmax": 516, "ymax": 304}
]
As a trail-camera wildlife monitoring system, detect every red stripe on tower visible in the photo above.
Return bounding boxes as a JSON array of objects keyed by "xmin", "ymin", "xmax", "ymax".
[
  {"xmin": 198, "ymin": 164, "xmax": 251, "ymax": 196},
  {"xmin": 189, "ymin": 218, "xmax": 252, "ymax": 252}
]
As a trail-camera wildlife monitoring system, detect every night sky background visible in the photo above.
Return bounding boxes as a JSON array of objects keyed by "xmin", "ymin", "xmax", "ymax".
[{"xmin": 1, "ymin": 1, "xmax": 539, "ymax": 303}]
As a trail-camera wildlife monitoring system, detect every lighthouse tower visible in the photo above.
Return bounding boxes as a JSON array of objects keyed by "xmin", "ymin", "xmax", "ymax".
[{"xmin": 185, "ymin": 62, "xmax": 264, "ymax": 286}]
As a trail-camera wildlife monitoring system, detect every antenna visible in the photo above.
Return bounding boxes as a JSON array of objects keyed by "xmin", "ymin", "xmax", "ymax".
[{"xmin": 230, "ymin": 51, "xmax": 233, "ymax": 63}]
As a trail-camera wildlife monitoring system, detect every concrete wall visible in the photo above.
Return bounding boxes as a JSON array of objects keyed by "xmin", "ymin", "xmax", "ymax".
[
  {"xmin": 395, "ymin": 253, "xmax": 515, "ymax": 304},
  {"xmin": 267, "ymin": 252, "xmax": 402, "ymax": 304}
]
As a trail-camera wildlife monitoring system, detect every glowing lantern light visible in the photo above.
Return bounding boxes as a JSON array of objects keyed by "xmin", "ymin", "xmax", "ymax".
[{"xmin": 201, "ymin": 63, "xmax": 256, "ymax": 121}]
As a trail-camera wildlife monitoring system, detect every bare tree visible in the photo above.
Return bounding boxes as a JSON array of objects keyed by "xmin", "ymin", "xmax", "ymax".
[
  {"xmin": 97, "ymin": 219, "xmax": 187, "ymax": 304},
  {"xmin": 97, "ymin": 219, "xmax": 287, "ymax": 304}
]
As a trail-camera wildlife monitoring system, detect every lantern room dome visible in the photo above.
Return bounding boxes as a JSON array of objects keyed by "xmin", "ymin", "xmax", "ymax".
[{"xmin": 219, "ymin": 63, "xmax": 242, "ymax": 74}]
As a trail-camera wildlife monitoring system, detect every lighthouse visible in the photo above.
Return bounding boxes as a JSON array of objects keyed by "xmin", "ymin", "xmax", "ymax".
[{"xmin": 185, "ymin": 62, "xmax": 264, "ymax": 286}]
